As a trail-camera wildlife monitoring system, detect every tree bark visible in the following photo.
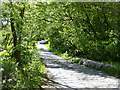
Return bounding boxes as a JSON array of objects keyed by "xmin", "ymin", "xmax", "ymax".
[{"xmin": 10, "ymin": 1, "xmax": 25, "ymax": 63}]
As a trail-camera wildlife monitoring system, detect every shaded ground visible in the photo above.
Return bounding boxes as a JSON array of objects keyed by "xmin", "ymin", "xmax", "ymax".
[{"xmin": 37, "ymin": 41, "xmax": 120, "ymax": 88}]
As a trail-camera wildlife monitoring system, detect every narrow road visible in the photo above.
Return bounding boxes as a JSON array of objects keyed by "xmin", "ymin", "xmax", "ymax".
[{"xmin": 37, "ymin": 41, "xmax": 120, "ymax": 88}]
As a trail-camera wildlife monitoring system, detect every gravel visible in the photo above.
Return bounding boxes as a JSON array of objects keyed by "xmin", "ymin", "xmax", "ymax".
[{"xmin": 37, "ymin": 41, "xmax": 120, "ymax": 88}]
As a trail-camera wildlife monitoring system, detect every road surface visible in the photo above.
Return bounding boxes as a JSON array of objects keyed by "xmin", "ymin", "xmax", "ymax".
[{"xmin": 37, "ymin": 41, "xmax": 120, "ymax": 88}]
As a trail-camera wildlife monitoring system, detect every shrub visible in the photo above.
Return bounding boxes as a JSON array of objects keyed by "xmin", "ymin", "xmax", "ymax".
[{"xmin": 0, "ymin": 50, "xmax": 45, "ymax": 89}]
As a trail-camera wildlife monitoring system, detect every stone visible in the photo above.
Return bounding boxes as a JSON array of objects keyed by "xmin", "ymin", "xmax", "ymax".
[
  {"xmin": 39, "ymin": 40, "xmax": 48, "ymax": 44},
  {"xmin": 72, "ymin": 58, "xmax": 81, "ymax": 63}
]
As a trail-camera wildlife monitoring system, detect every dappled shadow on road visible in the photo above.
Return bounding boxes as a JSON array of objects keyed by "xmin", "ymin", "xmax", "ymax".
[
  {"xmin": 46, "ymin": 79, "xmax": 81, "ymax": 90},
  {"xmin": 37, "ymin": 43, "xmax": 119, "ymax": 88},
  {"xmin": 39, "ymin": 49, "xmax": 110, "ymax": 79},
  {"xmin": 47, "ymin": 59, "xmax": 108, "ymax": 78}
]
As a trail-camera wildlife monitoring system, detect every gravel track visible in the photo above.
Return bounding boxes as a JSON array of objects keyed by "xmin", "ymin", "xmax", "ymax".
[{"xmin": 37, "ymin": 41, "xmax": 120, "ymax": 88}]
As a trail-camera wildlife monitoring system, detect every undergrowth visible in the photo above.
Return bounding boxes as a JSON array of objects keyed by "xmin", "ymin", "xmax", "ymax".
[{"xmin": 0, "ymin": 44, "xmax": 46, "ymax": 89}]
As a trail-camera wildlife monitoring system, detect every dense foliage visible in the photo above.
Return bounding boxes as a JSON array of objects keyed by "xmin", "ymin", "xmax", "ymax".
[
  {"xmin": 1, "ymin": 50, "xmax": 45, "ymax": 89},
  {"xmin": 0, "ymin": 1, "xmax": 120, "ymax": 88},
  {"xmin": 0, "ymin": 1, "xmax": 45, "ymax": 89},
  {"xmin": 36, "ymin": 2, "xmax": 120, "ymax": 62}
]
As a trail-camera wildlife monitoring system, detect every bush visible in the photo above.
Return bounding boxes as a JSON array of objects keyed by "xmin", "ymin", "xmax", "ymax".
[
  {"xmin": 0, "ymin": 51, "xmax": 18, "ymax": 89},
  {"xmin": 0, "ymin": 49, "xmax": 45, "ymax": 89},
  {"xmin": 15, "ymin": 50, "xmax": 45, "ymax": 89}
]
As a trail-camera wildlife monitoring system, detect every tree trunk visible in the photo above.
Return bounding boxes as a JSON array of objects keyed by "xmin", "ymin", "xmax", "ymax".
[
  {"xmin": 10, "ymin": 1, "xmax": 25, "ymax": 63},
  {"xmin": 10, "ymin": 2, "xmax": 19, "ymax": 61}
]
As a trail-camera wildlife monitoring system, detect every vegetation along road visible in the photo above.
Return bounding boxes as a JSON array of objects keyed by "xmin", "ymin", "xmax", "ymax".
[
  {"xmin": 37, "ymin": 41, "xmax": 120, "ymax": 88},
  {"xmin": 1, "ymin": 2, "xmax": 120, "ymax": 89}
]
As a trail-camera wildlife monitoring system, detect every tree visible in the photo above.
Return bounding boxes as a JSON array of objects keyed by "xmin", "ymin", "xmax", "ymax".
[
  {"xmin": 35, "ymin": 2, "xmax": 120, "ymax": 62},
  {"xmin": 1, "ymin": 1, "xmax": 37, "ymax": 65}
]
